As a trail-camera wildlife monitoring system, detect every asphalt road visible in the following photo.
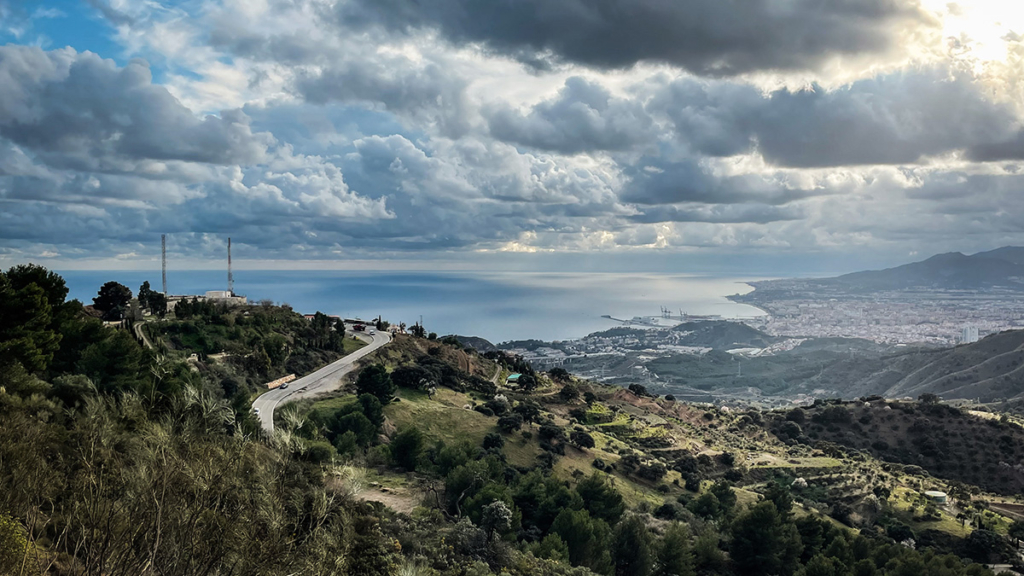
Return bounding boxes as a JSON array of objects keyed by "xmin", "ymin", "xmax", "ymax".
[{"xmin": 253, "ymin": 328, "xmax": 392, "ymax": 433}]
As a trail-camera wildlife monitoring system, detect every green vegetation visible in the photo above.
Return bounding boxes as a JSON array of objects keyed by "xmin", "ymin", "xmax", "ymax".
[
  {"xmin": 1, "ymin": 265, "xmax": 1021, "ymax": 575},
  {"xmin": 143, "ymin": 302, "xmax": 364, "ymax": 409}
]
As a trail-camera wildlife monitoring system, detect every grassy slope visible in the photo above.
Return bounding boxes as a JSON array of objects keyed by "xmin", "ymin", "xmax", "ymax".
[{"xmin": 298, "ymin": 336, "xmax": 1024, "ymax": 543}]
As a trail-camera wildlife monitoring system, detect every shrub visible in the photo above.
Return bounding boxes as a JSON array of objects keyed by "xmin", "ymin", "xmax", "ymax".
[
  {"xmin": 498, "ymin": 413, "xmax": 523, "ymax": 433},
  {"xmin": 0, "ymin": 514, "xmax": 27, "ymax": 574},
  {"xmin": 483, "ymin": 432, "xmax": 505, "ymax": 451}
]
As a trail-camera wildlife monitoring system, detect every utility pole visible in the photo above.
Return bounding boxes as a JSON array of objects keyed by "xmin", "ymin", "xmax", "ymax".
[
  {"xmin": 227, "ymin": 237, "xmax": 234, "ymax": 295},
  {"xmin": 161, "ymin": 234, "xmax": 167, "ymax": 295}
]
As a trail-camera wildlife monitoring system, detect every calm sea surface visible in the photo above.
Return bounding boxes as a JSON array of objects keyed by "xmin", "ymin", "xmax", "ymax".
[{"xmin": 59, "ymin": 270, "xmax": 766, "ymax": 343}]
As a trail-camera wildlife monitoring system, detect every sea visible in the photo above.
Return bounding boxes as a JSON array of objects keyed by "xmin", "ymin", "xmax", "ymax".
[{"xmin": 58, "ymin": 270, "xmax": 766, "ymax": 343}]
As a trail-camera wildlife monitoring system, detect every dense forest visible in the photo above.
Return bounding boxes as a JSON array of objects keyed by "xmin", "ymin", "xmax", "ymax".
[{"xmin": 0, "ymin": 265, "xmax": 1019, "ymax": 575}]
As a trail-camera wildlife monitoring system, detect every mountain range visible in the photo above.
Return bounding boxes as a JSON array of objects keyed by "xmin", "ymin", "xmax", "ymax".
[{"xmin": 830, "ymin": 247, "xmax": 1024, "ymax": 291}]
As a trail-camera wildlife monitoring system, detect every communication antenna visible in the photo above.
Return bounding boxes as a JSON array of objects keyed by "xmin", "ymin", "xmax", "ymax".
[
  {"xmin": 227, "ymin": 238, "xmax": 234, "ymax": 295},
  {"xmin": 161, "ymin": 234, "xmax": 167, "ymax": 295}
]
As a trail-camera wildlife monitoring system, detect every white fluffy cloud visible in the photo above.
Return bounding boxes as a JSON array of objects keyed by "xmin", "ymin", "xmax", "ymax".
[{"xmin": 2, "ymin": 0, "xmax": 1024, "ymax": 268}]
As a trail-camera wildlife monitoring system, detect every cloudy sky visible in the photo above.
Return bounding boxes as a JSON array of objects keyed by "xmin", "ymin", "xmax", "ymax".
[{"xmin": 1, "ymin": 0, "xmax": 1023, "ymax": 273}]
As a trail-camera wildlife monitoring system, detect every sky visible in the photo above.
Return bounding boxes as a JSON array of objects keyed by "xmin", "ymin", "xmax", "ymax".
[{"xmin": 1, "ymin": 0, "xmax": 1023, "ymax": 274}]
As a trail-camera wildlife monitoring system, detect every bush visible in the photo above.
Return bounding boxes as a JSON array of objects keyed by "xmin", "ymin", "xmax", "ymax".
[
  {"xmin": 0, "ymin": 514, "xmax": 27, "ymax": 574},
  {"xmin": 483, "ymin": 432, "xmax": 505, "ymax": 451},
  {"xmin": 498, "ymin": 413, "xmax": 524, "ymax": 433},
  {"xmin": 559, "ymin": 383, "xmax": 580, "ymax": 402},
  {"xmin": 654, "ymin": 502, "xmax": 685, "ymax": 520},
  {"xmin": 570, "ymin": 430, "xmax": 595, "ymax": 449},
  {"xmin": 303, "ymin": 440, "xmax": 337, "ymax": 464}
]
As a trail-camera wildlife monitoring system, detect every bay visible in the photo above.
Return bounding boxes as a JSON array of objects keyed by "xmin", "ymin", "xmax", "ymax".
[{"xmin": 59, "ymin": 270, "xmax": 766, "ymax": 343}]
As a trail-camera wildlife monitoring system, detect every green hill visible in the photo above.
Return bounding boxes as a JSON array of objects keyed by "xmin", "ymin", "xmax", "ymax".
[{"xmin": 2, "ymin": 265, "xmax": 1021, "ymax": 576}]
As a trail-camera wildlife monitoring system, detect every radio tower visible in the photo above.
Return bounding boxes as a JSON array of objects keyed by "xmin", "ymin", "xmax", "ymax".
[
  {"xmin": 227, "ymin": 238, "xmax": 234, "ymax": 296},
  {"xmin": 161, "ymin": 234, "xmax": 167, "ymax": 295}
]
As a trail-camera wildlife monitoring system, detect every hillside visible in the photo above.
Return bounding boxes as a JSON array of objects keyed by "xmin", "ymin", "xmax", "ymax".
[
  {"xmin": 671, "ymin": 321, "xmax": 779, "ymax": 349},
  {"xmin": 813, "ymin": 330, "xmax": 1024, "ymax": 402},
  {"xmin": 617, "ymin": 330, "xmax": 1024, "ymax": 404},
  {"xmin": 3, "ymin": 265, "xmax": 1023, "ymax": 575},
  {"xmin": 781, "ymin": 399, "xmax": 1024, "ymax": 496}
]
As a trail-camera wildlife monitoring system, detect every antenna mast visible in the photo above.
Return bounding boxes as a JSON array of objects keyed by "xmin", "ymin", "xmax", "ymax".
[
  {"xmin": 228, "ymin": 237, "xmax": 234, "ymax": 295},
  {"xmin": 161, "ymin": 234, "xmax": 167, "ymax": 294}
]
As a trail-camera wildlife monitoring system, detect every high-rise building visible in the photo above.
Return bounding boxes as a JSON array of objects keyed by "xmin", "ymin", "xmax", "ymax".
[{"xmin": 961, "ymin": 326, "xmax": 980, "ymax": 344}]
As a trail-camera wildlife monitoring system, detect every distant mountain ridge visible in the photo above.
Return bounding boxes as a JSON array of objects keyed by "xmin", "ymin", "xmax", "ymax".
[{"xmin": 830, "ymin": 247, "xmax": 1024, "ymax": 291}]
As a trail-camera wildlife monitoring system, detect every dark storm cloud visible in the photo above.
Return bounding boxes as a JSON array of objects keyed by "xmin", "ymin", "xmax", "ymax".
[
  {"xmin": 496, "ymin": 69, "xmax": 1019, "ymax": 167},
  {"xmin": 629, "ymin": 204, "xmax": 803, "ymax": 224},
  {"xmin": 967, "ymin": 132, "xmax": 1024, "ymax": 162},
  {"xmin": 295, "ymin": 58, "xmax": 471, "ymax": 135},
  {"xmin": 618, "ymin": 156, "xmax": 816, "ymax": 206},
  {"xmin": 0, "ymin": 46, "xmax": 268, "ymax": 171},
  {"xmin": 487, "ymin": 77, "xmax": 654, "ymax": 154},
  {"xmin": 340, "ymin": 0, "xmax": 931, "ymax": 75},
  {"xmin": 748, "ymin": 71, "xmax": 1016, "ymax": 167}
]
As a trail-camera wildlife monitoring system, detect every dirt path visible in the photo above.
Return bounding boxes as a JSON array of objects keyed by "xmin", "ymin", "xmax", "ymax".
[{"xmin": 356, "ymin": 487, "xmax": 422, "ymax": 515}]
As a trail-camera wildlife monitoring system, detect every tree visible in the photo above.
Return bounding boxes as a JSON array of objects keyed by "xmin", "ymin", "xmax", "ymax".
[
  {"xmin": 628, "ymin": 383, "xmax": 649, "ymax": 397},
  {"xmin": 0, "ymin": 274, "xmax": 61, "ymax": 373},
  {"xmin": 560, "ymin": 383, "xmax": 581, "ymax": 402},
  {"xmin": 76, "ymin": 330, "xmax": 149, "ymax": 394},
  {"xmin": 613, "ymin": 515, "xmax": 654, "ymax": 576},
  {"xmin": 551, "ymin": 508, "xmax": 613, "ymax": 573},
  {"xmin": 482, "ymin": 432, "xmax": 504, "ymax": 451},
  {"xmin": 513, "ymin": 401, "xmax": 541, "ymax": 425},
  {"xmin": 93, "ymin": 281, "xmax": 133, "ymax": 319},
  {"xmin": 391, "ymin": 364, "xmax": 433, "ymax": 390},
  {"xmin": 498, "ymin": 413, "xmax": 524, "ymax": 433},
  {"xmin": 710, "ymin": 481, "xmax": 737, "ymax": 514},
  {"xmin": 1008, "ymin": 520, "xmax": 1024, "ymax": 547},
  {"xmin": 390, "ymin": 427, "xmax": 424, "ymax": 471},
  {"xmin": 532, "ymin": 533, "xmax": 570, "ymax": 563},
  {"xmin": 687, "ymin": 492, "xmax": 721, "ymax": 520},
  {"xmin": 518, "ymin": 373, "xmax": 539, "ymax": 392},
  {"xmin": 480, "ymin": 501, "xmax": 513, "ymax": 541},
  {"xmin": 577, "ymin": 473, "xmax": 625, "ymax": 523},
  {"xmin": 655, "ymin": 523, "xmax": 694, "ymax": 576},
  {"xmin": 730, "ymin": 501, "xmax": 802, "ymax": 576},
  {"xmin": 798, "ymin": 555, "xmax": 845, "ymax": 576},
  {"xmin": 762, "ymin": 479, "xmax": 794, "ymax": 518},
  {"xmin": 571, "ymin": 430, "xmax": 595, "ymax": 449},
  {"xmin": 138, "ymin": 280, "xmax": 155, "ymax": 309},
  {"xmin": 356, "ymin": 364, "xmax": 396, "ymax": 404},
  {"xmin": 549, "ymin": 367, "xmax": 571, "ymax": 381},
  {"xmin": 148, "ymin": 292, "xmax": 168, "ymax": 317}
]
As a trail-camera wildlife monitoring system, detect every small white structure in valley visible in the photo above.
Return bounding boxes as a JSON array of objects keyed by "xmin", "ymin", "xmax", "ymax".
[{"xmin": 924, "ymin": 491, "xmax": 948, "ymax": 504}]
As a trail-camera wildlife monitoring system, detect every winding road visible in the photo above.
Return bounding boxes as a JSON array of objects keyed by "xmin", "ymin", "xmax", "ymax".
[{"xmin": 253, "ymin": 328, "xmax": 392, "ymax": 432}]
